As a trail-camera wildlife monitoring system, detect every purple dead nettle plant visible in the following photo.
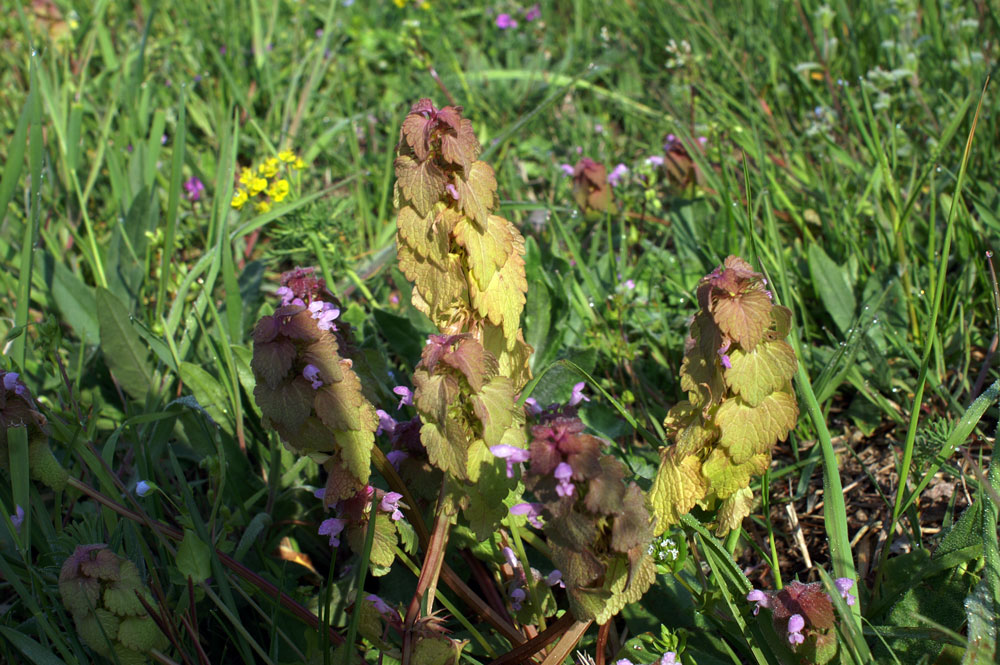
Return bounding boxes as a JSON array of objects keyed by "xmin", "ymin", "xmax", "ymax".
[{"xmin": 745, "ymin": 578, "xmax": 857, "ymax": 663}]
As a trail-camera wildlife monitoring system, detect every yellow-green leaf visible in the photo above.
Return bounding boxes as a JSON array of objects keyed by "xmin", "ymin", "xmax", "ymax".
[
  {"xmin": 724, "ymin": 338, "xmax": 797, "ymax": 406},
  {"xmin": 453, "ymin": 214, "xmax": 512, "ymax": 289},
  {"xmin": 650, "ymin": 451, "xmax": 706, "ymax": 533},
  {"xmin": 712, "ymin": 288, "xmax": 772, "ymax": 351},
  {"xmin": 715, "ymin": 391, "xmax": 798, "ymax": 463}
]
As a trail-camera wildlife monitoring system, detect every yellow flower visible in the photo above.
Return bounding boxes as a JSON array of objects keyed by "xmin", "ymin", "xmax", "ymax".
[
  {"xmin": 231, "ymin": 189, "xmax": 248, "ymax": 210},
  {"xmin": 239, "ymin": 168, "xmax": 254, "ymax": 187},
  {"xmin": 259, "ymin": 157, "xmax": 280, "ymax": 178},
  {"xmin": 250, "ymin": 176, "xmax": 268, "ymax": 196},
  {"xmin": 268, "ymin": 179, "xmax": 290, "ymax": 203},
  {"xmin": 278, "ymin": 149, "xmax": 297, "ymax": 163},
  {"xmin": 255, "ymin": 200, "xmax": 272, "ymax": 213},
  {"xmin": 393, "ymin": 0, "xmax": 405, "ymax": 6},
  {"xmin": 293, "ymin": 157, "xmax": 306, "ymax": 170}
]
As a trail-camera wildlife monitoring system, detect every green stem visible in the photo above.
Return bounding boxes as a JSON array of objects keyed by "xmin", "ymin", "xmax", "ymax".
[{"xmin": 342, "ymin": 491, "xmax": 379, "ymax": 664}]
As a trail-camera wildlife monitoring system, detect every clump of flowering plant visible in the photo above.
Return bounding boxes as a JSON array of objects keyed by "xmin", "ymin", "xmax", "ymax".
[
  {"xmin": 570, "ymin": 157, "xmax": 616, "ymax": 215},
  {"xmin": 59, "ymin": 545, "xmax": 167, "ymax": 663},
  {"xmin": 746, "ymin": 578, "xmax": 857, "ymax": 663},
  {"xmin": 251, "ymin": 268, "xmax": 378, "ymax": 505},
  {"xmin": 651, "ymin": 256, "xmax": 798, "ymax": 535},
  {"xmin": 0, "ymin": 370, "xmax": 67, "ymax": 490},
  {"xmin": 515, "ymin": 411, "xmax": 656, "ymax": 623}
]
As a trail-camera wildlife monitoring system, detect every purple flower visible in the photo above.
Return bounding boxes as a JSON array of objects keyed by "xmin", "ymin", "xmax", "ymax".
[
  {"xmin": 10, "ymin": 505, "xmax": 24, "ymax": 533},
  {"xmin": 664, "ymin": 134, "xmax": 678, "ymax": 151},
  {"xmin": 646, "ymin": 155, "xmax": 665, "ymax": 166},
  {"xmin": 161, "ymin": 134, "xmax": 168, "ymax": 145},
  {"xmin": 509, "ymin": 587, "xmax": 526, "ymax": 610},
  {"xmin": 386, "ymin": 449, "xmax": 409, "ymax": 469},
  {"xmin": 303, "ymin": 364, "xmax": 323, "ymax": 389},
  {"xmin": 568, "ymin": 381, "xmax": 590, "ymax": 407},
  {"xmin": 314, "ymin": 487, "xmax": 326, "ymax": 500},
  {"xmin": 660, "ymin": 654, "xmax": 678, "ymax": 665},
  {"xmin": 308, "ymin": 300, "xmax": 340, "ymax": 331},
  {"xmin": 446, "ymin": 183, "xmax": 459, "ymax": 200},
  {"xmin": 697, "ymin": 136, "xmax": 708, "ymax": 147},
  {"xmin": 624, "ymin": 279, "xmax": 636, "ymax": 290},
  {"xmin": 380, "ymin": 492, "xmax": 405, "ymax": 521},
  {"xmin": 544, "ymin": 569, "xmax": 565, "ymax": 588},
  {"xmin": 193, "ymin": 74, "xmax": 203, "ymax": 83},
  {"xmin": 608, "ymin": 163, "xmax": 629, "ymax": 187},
  {"xmin": 717, "ymin": 339, "xmax": 732, "ymax": 369},
  {"xmin": 376, "ymin": 409, "xmax": 397, "ymax": 437},
  {"xmin": 496, "ymin": 13, "xmax": 518, "ymax": 29},
  {"xmin": 393, "ymin": 386, "xmax": 413, "ymax": 409},
  {"xmin": 3, "ymin": 372, "xmax": 26, "ymax": 397},
  {"xmin": 510, "ymin": 502, "xmax": 544, "ymax": 528},
  {"xmin": 834, "ymin": 577, "xmax": 857, "ymax": 606},
  {"xmin": 315, "ymin": 28, "xmax": 324, "ymax": 37},
  {"xmin": 787, "ymin": 613, "xmax": 805, "ymax": 646},
  {"xmin": 559, "ymin": 163, "xmax": 574, "ymax": 176},
  {"xmin": 501, "ymin": 546, "xmax": 520, "ymax": 570},
  {"xmin": 524, "ymin": 397, "xmax": 542, "ymax": 415},
  {"xmin": 136, "ymin": 481, "xmax": 152, "ymax": 497},
  {"xmin": 318, "ymin": 518, "xmax": 347, "ymax": 547},
  {"xmin": 616, "ymin": 660, "xmax": 635, "ymax": 665},
  {"xmin": 276, "ymin": 286, "xmax": 295, "ymax": 306},
  {"xmin": 366, "ymin": 594, "xmax": 396, "ymax": 618},
  {"xmin": 554, "ymin": 462, "xmax": 575, "ymax": 497},
  {"xmin": 490, "ymin": 444, "xmax": 531, "ymax": 478},
  {"xmin": 594, "ymin": 123, "xmax": 604, "ymax": 134},
  {"xmin": 183, "ymin": 176, "xmax": 205, "ymax": 201},
  {"xmin": 525, "ymin": 3, "xmax": 541, "ymax": 21},
  {"xmin": 219, "ymin": 45, "xmax": 227, "ymax": 55},
  {"xmin": 747, "ymin": 588, "xmax": 769, "ymax": 616}
]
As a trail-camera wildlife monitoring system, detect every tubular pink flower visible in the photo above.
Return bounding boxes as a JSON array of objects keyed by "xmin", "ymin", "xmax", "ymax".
[
  {"xmin": 318, "ymin": 518, "xmax": 347, "ymax": 547},
  {"xmin": 490, "ymin": 444, "xmax": 531, "ymax": 478},
  {"xmin": 554, "ymin": 462, "xmax": 575, "ymax": 497},
  {"xmin": 380, "ymin": 492, "xmax": 405, "ymax": 521},
  {"xmin": 510, "ymin": 502, "xmax": 544, "ymax": 528},
  {"xmin": 834, "ymin": 577, "xmax": 857, "ymax": 606},
  {"xmin": 608, "ymin": 163, "xmax": 629, "ymax": 187},
  {"xmin": 393, "ymin": 386, "xmax": 413, "ymax": 409},
  {"xmin": 568, "ymin": 381, "xmax": 590, "ymax": 407},
  {"xmin": 787, "ymin": 613, "xmax": 805, "ymax": 646},
  {"xmin": 303, "ymin": 364, "xmax": 323, "ymax": 389},
  {"xmin": 747, "ymin": 588, "xmax": 769, "ymax": 616}
]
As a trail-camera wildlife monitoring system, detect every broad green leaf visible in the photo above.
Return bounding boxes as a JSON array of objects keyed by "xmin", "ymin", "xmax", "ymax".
[
  {"xmin": 807, "ymin": 244, "xmax": 856, "ymax": 336},
  {"xmin": 715, "ymin": 486, "xmax": 754, "ymax": 535},
  {"xmin": 176, "ymin": 529, "xmax": 211, "ymax": 584},
  {"xmin": 651, "ymin": 451, "xmax": 706, "ymax": 533},
  {"xmin": 96, "ymin": 287, "xmax": 153, "ymax": 400},
  {"xmin": 49, "ymin": 258, "xmax": 99, "ymax": 344},
  {"xmin": 453, "ymin": 214, "xmax": 512, "ymax": 289},
  {"xmin": 395, "ymin": 154, "xmax": 446, "ymax": 216},
  {"xmin": 469, "ymin": 228, "xmax": 527, "ymax": 340},
  {"xmin": 715, "ymin": 391, "xmax": 798, "ymax": 463},
  {"xmin": 701, "ymin": 448, "xmax": 769, "ymax": 498},
  {"xmin": 470, "ymin": 375, "xmax": 516, "ymax": 448},
  {"xmin": 180, "ymin": 361, "xmax": 234, "ymax": 434},
  {"xmin": 453, "ymin": 161, "xmax": 497, "ymax": 228},
  {"xmin": 420, "ymin": 419, "xmax": 470, "ymax": 480},
  {"xmin": 724, "ymin": 338, "xmax": 797, "ymax": 406},
  {"xmin": 711, "ymin": 288, "xmax": 772, "ymax": 351}
]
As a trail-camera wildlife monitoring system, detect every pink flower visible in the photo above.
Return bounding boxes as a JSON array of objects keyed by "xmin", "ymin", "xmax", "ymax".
[
  {"xmin": 559, "ymin": 163, "xmax": 575, "ymax": 176},
  {"xmin": 747, "ymin": 588, "xmax": 769, "ymax": 616},
  {"xmin": 660, "ymin": 654, "xmax": 678, "ymax": 665},
  {"xmin": 554, "ymin": 462, "xmax": 575, "ymax": 497},
  {"xmin": 834, "ymin": 577, "xmax": 857, "ymax": 606},
  {"xmin": 496, "ymin": 13, "xmax": 518, "ymax": 29},
  {"xmin": 524, "ymin": 4, "xmax": 541, "ymax": 21},
  {"xmin": 303, "ymin": 364, "xmax": 323, "ymax": 389},
  {"xmin": 308, "ymin": 300, "xmax": 340, "ymax": 331},
  {"xmin": 10, "ymin": 505, "xmax": 24, "ymax": 533},
  {"xmin": 608, "ymin": 163, "xmax": 629, "ymax": 187},
  {"xmin": 446, "ymin": 183, "xmax": 459, "ymax": 200},
  {"xmin": 393, "ymin": 386, "xmax": 413, "ymax": 409},
  {"xmin": 509, "ymin": 586, "xmax": 526, "ymax": 610},
  {"xmin": 524, "ymin": 397, "xmax": 542, "ymax": 415},
  {"xmin": 787, "ymin": 613, "xmax": 805, "ymax": 646},
  {"xmin": 490, "ymin": 444, "xmax": 531, "ymax": 478},
  {"xmin": 375, "ymin": 409, "xmax": 397, "ymax": 436},
  {"xmin": 318, "ymin": 518, "xmax": 346, "ymax": 547},
  {"xmin": 386, "ymin": 449, "xmax": 409, "ymax": 469},
  {"xmin": 510, "ymin": 502, "xmax": 544, "ymax": 528},
  {"xmin": 380, "ymin": 492, "xmax": 405, "ymax": 521},
  {"xmin": 645, "ymin": 155, "xmax": 665, "ymax": 166},
  {"xmin": 568, "ymin": 381, "xmax": 590, "ymax": 407},
  {"xmin": 183, "ymin": 176, "xmax": 205, "ymax": 201},
  {"xmin": 545, "ymin": 569, "xmax": 565, "ymax": 588}
]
